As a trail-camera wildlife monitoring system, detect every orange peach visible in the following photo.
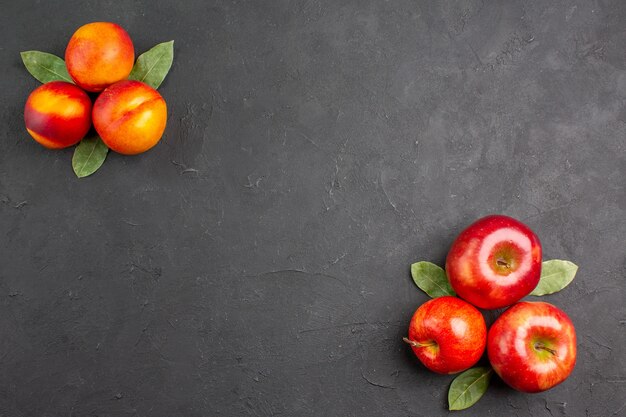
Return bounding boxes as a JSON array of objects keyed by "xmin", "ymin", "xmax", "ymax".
[
  {"xmin": 93, "ymin": 80, "xmax": 167, "ymax": 155},
  {"xmin": 65, "ymin": 22, "xmax": 134, "ymax": 92},
  {"xmin": 24, "ymin": 81, "xmax": 92, "ymax": 149}
]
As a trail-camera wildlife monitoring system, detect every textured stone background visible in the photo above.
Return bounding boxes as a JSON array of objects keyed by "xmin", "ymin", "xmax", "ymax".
[{"xmin": 1, "ymin": 0, "xmax": 624, "ymax": 415}]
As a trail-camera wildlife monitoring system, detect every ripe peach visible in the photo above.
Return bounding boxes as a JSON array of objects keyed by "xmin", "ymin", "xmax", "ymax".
[
  {"xmin": 65, "ymin": 22, "xmax": 134, "ymax": 92},
  {"xmin": 24, "ymin": 81, "xmax": 92, "ymax": 149},
  {"xmin": 93, "ymin": 80, "xmax": 167, "ymax": 155}
]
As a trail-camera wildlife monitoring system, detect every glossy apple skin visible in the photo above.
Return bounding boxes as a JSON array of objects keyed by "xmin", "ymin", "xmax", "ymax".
[
  {"xmin": 405, "ymin": 296, "xmax": 487, "ymax": 374},
  {"xmin": 446, "ymin": 215, "xmax": 542, "ymax": 309},
  {"xmin": 24, "ymin": 81, "xmax": 92, "ymax": 149},
  {"xmin": 488, "ymin": 301, "xmax": 576, "ymax": 393}
]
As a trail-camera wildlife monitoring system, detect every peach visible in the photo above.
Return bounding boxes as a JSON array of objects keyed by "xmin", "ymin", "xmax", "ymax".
[
  {"xmin": 93, "ymin": 80, "xmax": 167, "ymax": 155},
  {"xmin": 24, "ymin": 81, "xmax": 92, "ymax": 149},
  {"xmin": 65, "ymin": 22, "xmax": 134, "ymax": 92}
]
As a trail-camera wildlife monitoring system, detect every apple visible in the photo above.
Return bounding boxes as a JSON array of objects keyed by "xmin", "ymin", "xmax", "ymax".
[
  {"xmin": 403, "ymin": 296, "xmax": 487, "ymax": 374},
  {"xmin": 488, "ymin": 301, "xmax": 576, "ymax": 393},
  {"xmin": 446, "ymin": 215, "xmax": 542, "ymax": 309}
]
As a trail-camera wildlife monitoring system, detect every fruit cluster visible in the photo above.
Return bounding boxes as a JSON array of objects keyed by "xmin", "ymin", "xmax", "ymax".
[
  {"xmin": 21, "ymin": 22, "xmax": 174, "ymax": 177},
  {"xmin": 405, "ymin": 215, "xmax": 578, "ymax": 410}
]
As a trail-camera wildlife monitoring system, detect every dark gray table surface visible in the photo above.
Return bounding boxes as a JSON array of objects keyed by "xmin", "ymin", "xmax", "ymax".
[{"xmin": 1, "ymin": 1, "xmax": 625, "ymax": 416}]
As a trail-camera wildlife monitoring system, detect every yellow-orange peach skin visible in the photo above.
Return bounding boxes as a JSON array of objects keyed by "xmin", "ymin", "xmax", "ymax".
[
  {"xmin": 93, "ymin": 80, "xmax": 167, "ymax": 155},
  {"xmin": 65, "ymin": 22, "xmax": 134, "ymax": 92},
  {"xmin": 24, "ymin": 81, "xmax": 92, "ymax": 149}
]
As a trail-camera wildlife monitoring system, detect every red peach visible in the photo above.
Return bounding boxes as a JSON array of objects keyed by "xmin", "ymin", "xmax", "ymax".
[
  {"xmin": 65, "ymin": 22, "xmax": 134, "ymax": 92},
  {"xmin": 24, "ymin": 81, "xmax": 92, "ymax": 149},
  {"xmin": 93, "ymin": 80, "xmax": 167, "ymax": 155}
]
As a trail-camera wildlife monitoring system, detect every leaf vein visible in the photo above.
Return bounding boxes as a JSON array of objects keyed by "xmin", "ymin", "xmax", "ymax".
[
  {"xmin": 138, "ymin": 50, "xmax": 167, "ymax": 83},
  {"xmin": 450, "ymin": 369, "xmax": 492, "ymax": 409},
  {"xmin": 77, "ymin": 144, "xmax": 98, "ymax": 175},
  {"xmin": 33, "ymin": 62, "xmax": 72, "ymax": 82}
]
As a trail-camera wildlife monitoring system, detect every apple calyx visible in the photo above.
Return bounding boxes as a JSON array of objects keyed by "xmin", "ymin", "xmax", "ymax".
[{"xmin": 402, "ymin": 337, "xmax": 437, "ymax": 348}]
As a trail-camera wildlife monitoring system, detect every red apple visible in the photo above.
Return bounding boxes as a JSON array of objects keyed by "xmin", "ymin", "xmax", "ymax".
[
  {"xmin": 403, "ymin": 296, "xmax": 487, "ymax": 374},
  {"xmin": 488, "ymin": 301, "xmax": 576, "ymax": 393},
  {"xmin": 446, "ymin": 215, "xmax": 542, "ymax": 309}
]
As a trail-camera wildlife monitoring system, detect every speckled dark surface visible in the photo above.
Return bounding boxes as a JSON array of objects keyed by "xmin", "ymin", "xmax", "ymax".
[{"xmin": 1, "ymin": 1, "xmax": 625, "ymax": 416}]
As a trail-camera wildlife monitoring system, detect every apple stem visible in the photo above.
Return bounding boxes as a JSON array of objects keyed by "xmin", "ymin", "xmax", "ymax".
[
  {"xmin": 534, "ymin": 342, "xmax": 557, "ymax": 356},
  {"xmin": 496, "ymin": 258, "xmax": 510, "ymax": 268},
  {"xmin": 402, "ymin": 337, "xmax": 436, "ymax": 348}
]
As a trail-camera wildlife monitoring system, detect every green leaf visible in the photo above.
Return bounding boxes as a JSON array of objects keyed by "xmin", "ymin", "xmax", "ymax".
[
  {"xmin": 530, "ymin": 260, "xmax": 578, "ymax": 296},
  {"xmin": 410, "ymin": 261, "xmax": 456, "ymax": 298},
  {"xmin": 20, "ymin": 51, "xmax": 73, "ymax": 84},
  {"xmin": 128, "ymin": 41, "xmax": 174, "ymax": 89},
  {"xmin": 448, "ymin": 367, "xmax": 493, "ymax": 411},
  {"xmin": 72, "ymin": 135, "xmax": 109, "ymax": 178}
]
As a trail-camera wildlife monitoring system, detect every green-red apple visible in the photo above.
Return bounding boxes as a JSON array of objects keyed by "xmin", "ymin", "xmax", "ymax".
[
  {"xmin": 446, "ymin": 215, "xmax": 542, "ymax": 309},
  {"xmin": 488, "ymin": 301, "xmax": 577, "ymax": 393},
  {"xmin": 403, "ymin": 296, "xmax": 487, "ymax": 374}
]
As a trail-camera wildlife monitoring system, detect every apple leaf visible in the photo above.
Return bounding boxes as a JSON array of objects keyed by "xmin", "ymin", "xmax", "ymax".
[
  {"xmin": 20, "ymin": 51, "xmax": 73, "ymax": 84},
  {"xmin": 530, "ymin": 260, "xmax": 578, "ymax": 296},
  {"xmin": 128, "ymin": 40, "xmax": 174, "ymax": 89},
  {"xmin": 72, "ymin": 135, "xmax": 109, "ymax": 178},
  {"xmin": 410, "ymin": 261, "xmax": 456, "ymax": 298},
  {"xmin": 448, "ymin": 367, "xmax": 493, "ymax": 411}
]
